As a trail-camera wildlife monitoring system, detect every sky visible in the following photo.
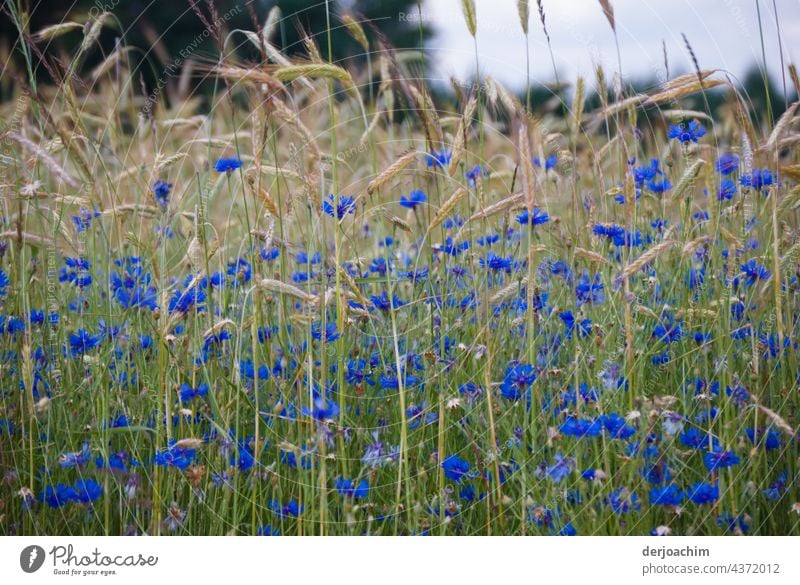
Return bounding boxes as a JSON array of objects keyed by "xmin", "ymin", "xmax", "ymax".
[{"xmin": 422, "ymin": 0, "xmax": 799, "ymax": 92}]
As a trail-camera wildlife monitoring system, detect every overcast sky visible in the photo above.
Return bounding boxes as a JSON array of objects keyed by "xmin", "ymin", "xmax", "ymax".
[{"xmin": 422, "ymin": 0, "xmax": 799, "ymax": 91}]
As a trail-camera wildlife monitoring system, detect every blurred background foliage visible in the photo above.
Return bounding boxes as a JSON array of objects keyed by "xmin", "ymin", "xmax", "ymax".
[{"xmin": 0, "ymin": 0, "xmax": 793, "ymax": 121}]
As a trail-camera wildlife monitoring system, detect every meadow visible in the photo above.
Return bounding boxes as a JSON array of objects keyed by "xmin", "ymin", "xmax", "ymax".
[{"xmin": 1, "ymin": 0, "xmax": 799, "ymax": 536}]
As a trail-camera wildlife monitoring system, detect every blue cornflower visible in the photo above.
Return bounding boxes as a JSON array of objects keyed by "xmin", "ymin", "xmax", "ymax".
[
  {"xmin": 400, "ymin": 190, "xmax": 427, "ymax": 209},
  {"xmin": 649, "ymin": 483, "xmax": 684, "ymax": 506},
  {"xmin": 668, "ymin": 119, "xmax": 706, "ymax": 143},
  {"xmin": 480, "ymin": 252, "xmax": 514, "ymax": 272},
  {"xmin": 680, "ymin": 428, "xmax": 720, "ymax": 451},
  {"xmin": 533, "ymin": 154, "xmax": 558, "ymax": 170},
  {"xmin": 335, "ymin": 477, "xmax": 369, "ymax": 499},
  {"xmin": 226, "ymin": 257, "xmax": 252, "ymax": 286},
  {"xmin": 441, "ymin": 455, "xmax": 472, "ymax": 483},
  {"xmin": 40, "ymin": 483, "xmax": 76, "ymax": 508},
  {"xmin": 740, "ymin": 169, "xmax": 775, "ymax": 191},
  {"xmin": 703, "ymin": 449, "xmax": 740, "ymax": 472},
  {"xmin": 178, "ymin": 383, "xmax": 209, "ymax": 403},
  {"xmin": 214, "ymin": 156, "xmax": 242, "ymax": 172},
  {"xmin": 465, "ymin": 164, "xmax": 488, "ymax": 186},
  {"xmin": 73, "ymin": 479, "xmax": 103, "ymax": 504},
  {"xmin": 546, "ymin": 454, "xmax": 574, "ymax": 484},
  {"xmin": 59, "ymin": 257, "xmax": 93, "ymax": 288},
  {"xmin": 745, "ymin": 427, "xmax": 780, "ymax": 450},
  {"xmin": 607, "ymin": 488, "xmax": 640, "ymax": 514},
  {"xmin": 575, "ymin": 271, "xmax": 605, "ymax": 306},
  {"xmin": 69, "ymin": 329, "xmax": 100, "ymax": 356},
  {"xmin": 741, "ymin": 259, "xmax": 770, "ymax": 285},
  {"xmin": 559, "ymin": 310, "xmax": 592, "ymax": 338},
  {"xmin": 560, "ymin": 417, "xmax": 602, "ymax": 438},
  {"xmin": 516, "ymin": 207, "xmax": 550, "ymax": 227},
  {"xmin": 153, "ymin": 443, "xmax": 196, "ymax": 470},
  {"xmin": 687, "ymin": 482, "xmax": 719, "ymax": 505},
  {"xmin": 715, "ymin": 179, "xmax": 737, "ymax": 201},
  {"xmin": 71, "ymin": 207, "xmax": 99, "ymax": 233},
  {"xmin": 269, "ymin": 499, "xmax": 303, "ymax": 518},
  {"xmin": 425, "ymin": 149, "xmax": 452, "ymax": 168},
  {"xmin": 311, "ymin": 321, "xmax": 339, "ymax": 343},
  {"xmin": 59, "ymin": 442, "xmax": 92, "ymax": 468},
  {"xmin": 322, "ymin": 193, "xmax": 357, "ymax": 218},
  {"xmin": 652, "ymin": 316, "xmax": 685, "ymax": 344},
  {"xmin": 152, "ymin": 179, "xmax": 172, "ymax": 208},
  {"xmin": 0, "ymin": 268, "xmax": 8, "ymax": 296},
  {"xmin": 599, "ymin": 412, "xmax": 636, "ymax": 439},
  {"xmin": 715, "ymin": 154, "xmax": 739, "ymax": 175}
]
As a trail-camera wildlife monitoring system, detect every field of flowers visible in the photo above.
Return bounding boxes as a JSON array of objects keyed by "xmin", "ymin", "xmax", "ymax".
[{"xmin": 1, "ymin": 1, "xmax": 799, "ymax": 536}]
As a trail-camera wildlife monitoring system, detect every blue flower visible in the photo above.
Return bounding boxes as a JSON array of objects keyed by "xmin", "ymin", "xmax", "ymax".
[
  {"xmin": 516, "ymin": 207, "xmax": 550, "ymax": 227},
  {"xmin": 745, "ymin": 427, "xmax": 780, "ymax": 450},
  {"xmin": 441, "ymin": 454, "xmax": 472, "ymax": 483},
  {"xmin": 576, "ymin": 271, "xmax": 605, "ymax": 306},
  {"xmin": 740, "ymin": 169, "xmax": 775, "ymax": 191},
  {"xmin": 214, "ymin": 156, "xmax": 242, "ymax": 172},
  {"xmin": 649, "ymin": 483, "xmax": 683, "ymax": 506},
  {"xmin": 269, "ymin": 499, "xmax": 303, "ymax": 518},
  {"xmin": 425, "ymin": 149, "xmax": 452, "ymax": 168},
  {"xmin": 152, "ymin": 179, "xmax": 172, "ymax": 208},
  {"xmin": 73, "ymin": 479, "xmax": 103, "ymax": 504},
  {"xmin": 311, "ymin": 321, "xmax": 339, "ymax": 343},
  {"xmin": 667, "ymin": 120, "xmax": 706, "ymax": 143},
  {"xmin": 69, "ymin": 329, "xmax": 100, "ymax": 356},
  {"xmin": 400, "ymin": 190, "xmax": 427, "ymax": 209},
  {"xmin": 546, "ymin": 454, "xmax": 574, "ymax": 483},
  {"xmin": 465, "ymin": 165, "xmax": 488, "ymax": 186},
  {"xmin": 533, "ymin": 154, "xmax": 557, "ymax": 170},
  {"xmin": 599, "ymin": 413, "xmax": 636, "ymax": 439},
  {"xmin": 59, "ymin": 442, "xmax": 92, "ymax": 468},
  {"xmin": 153, "ymin": 443, "xmax": 196, "ymax": 470},
  {"xmin": 322, "ymin": 193, "xmax": 357, "ymax": 218},
  {"xmin": 703, "ymin": 449, "xmax": 740, "ymax": 472},
  {"xmin": 607, "ymin": 488, "xmax": 640, "ymax": 514},
  {"xmin": 179, "ymin": 383, "xmax": 209, "ymax": 403},
  {"xmin": 40, "ymin": 483, "xmax": 76, "ymax": 508},
  {"xmin": 715, "ymin": 179, "xmax": 737, "ymax": 201},
  {"xmin": 741, "ymin": 259, "xmax": 770, "ymax": 285},
  {"xmin": 560, "ymin": 417, "xmax": 602, "ymax": 438},
  {"xmin": 687, "ymin": 481, "xmax": 719, "ymax": 505},
  {"xmin": 335, "ymin": 477, "xmax": 369, "ymax": 499},
  {"xmin": 715, "ymin": 154, "xmax": 739, "ymax": 175}
]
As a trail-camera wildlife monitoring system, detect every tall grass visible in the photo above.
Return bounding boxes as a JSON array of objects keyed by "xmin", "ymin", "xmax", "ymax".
[{"xmin": 0, "ymin": 1, "xmax": 799, "ymax": 536}]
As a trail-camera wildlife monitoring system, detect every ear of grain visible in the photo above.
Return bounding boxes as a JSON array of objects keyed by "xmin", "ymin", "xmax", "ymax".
[
  {"xmin": 681, "ymin": 235, "xmax": 710, "ymax": 257},
  {"xmin": 6, "ymin": 132, "xmax": 80, "ymax": 188},
  {"xmin": 469, "ymin": 191, "xmax": 525, "ymax": 221},
  {"xmin": 598, "ymin": 0, "xmax": 616, "ymax": 33},
  {"xmin": 341, "ymin": 13, "xmax": 369, "ymax": 51},
  {"xmin": 763, "ymin": 101, "xmax": 799, "ymax": 152},
  {"xmin": 429, "ymin": 188, "xmax": 468, "ymax": 231},
  {"xmin": 575, "ymin": 246, "xmax": 612, "ymax": 266},
  {"xmin": 518, "ymin": 122, "xmax": 536, "ymax": 210},
  {"xmin": 461, "ymin": 0, "xmax": 477, "ymax": 37},
  {"xmin": 756, "ymin": 404, "xmax": 796, "ymax": 437},
  {"xmin": 671, "ymin": 159, "xmax": 705, "ymax": 201},
  {"xmin": 571, "ymin": 76, "xmax": 586, "ymax": 137},
  {"xmin": 260, "ymin": 278, "xmax": 316, "ymax": 303},
  {"xmin": 517, "ymin": 1, "xmax": 530, "ymax": 34},
  {"xmin": 620, "ymin": 240, "xmax": 675, "ymax": 279},
  {"xmin": 448, "ymin": 93, "xmax": 477, "ymax": 177},
  {"xmin": 34, "ymin": 22, "xmax": 83, "ymax": 41},
  {"xmin": 367, "ymin": 151, "xmax": 418, "ymax": 195}
]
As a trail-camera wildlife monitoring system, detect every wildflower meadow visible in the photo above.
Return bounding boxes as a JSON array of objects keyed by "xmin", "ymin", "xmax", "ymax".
[{"xmin": 1, "ymin": 0, "xmax": 800, "ymax": 538}]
